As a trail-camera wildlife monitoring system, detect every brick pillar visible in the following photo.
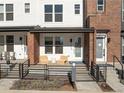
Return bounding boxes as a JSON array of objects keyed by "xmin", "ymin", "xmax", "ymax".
[
  {"xmin": 27, "ymin": 32, "xmax": 39, "ymax": 64},
  {"xmin": 84, "ymin": 32, "xmax": 96, "ymax": 67}
]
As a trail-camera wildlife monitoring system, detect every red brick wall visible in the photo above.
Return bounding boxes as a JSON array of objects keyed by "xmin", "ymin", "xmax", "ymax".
[
  {"xmin": 86, "ymin": 0, "xmax": 121, "ymax": 62},
  {"xmin": 27, "ymin": 32, "xmax": 39, "ymax": 64}
]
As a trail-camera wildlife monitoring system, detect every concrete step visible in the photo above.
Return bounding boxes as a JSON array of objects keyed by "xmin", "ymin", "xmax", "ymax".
[{"xmin": 107, "ymin": 67, "xmax": 124, "ymax": 92}]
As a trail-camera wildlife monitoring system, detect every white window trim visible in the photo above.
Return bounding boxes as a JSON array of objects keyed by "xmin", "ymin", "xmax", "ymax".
[
  {"xmin": 74, "ymin": 4, "xmax": 80, "ymax": 14},
  {"xmin": 97, "ymin": 0, "xmax": 105, "ymax": 12},
  {"xmin": 6, "ymin": 4, "xmax": 14, "ymax": 21},
  {"xmin": 25, "ymin": 3, "xmax": 30, "ymax": 13},
  {"xmin": 44, "ymin": 4, "xmax": 63, "ymax": 22}
]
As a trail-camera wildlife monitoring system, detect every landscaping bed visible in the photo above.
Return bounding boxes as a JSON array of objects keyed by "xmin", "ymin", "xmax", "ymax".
[{"xmin": 10, "ymin": 76, "xmax": 77, "ymax": 91}]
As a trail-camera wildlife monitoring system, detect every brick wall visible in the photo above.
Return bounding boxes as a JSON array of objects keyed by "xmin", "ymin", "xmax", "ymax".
[
  {"xmin": 27, "ymin": 32, "xmax": 39, "ymax": 64},
  {"xmin": 86, "ymin": 0, "xmax": 121, "ymax": 62}
]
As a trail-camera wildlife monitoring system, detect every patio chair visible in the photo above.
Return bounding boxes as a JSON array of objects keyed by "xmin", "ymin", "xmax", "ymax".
[
  {"xmin": 57, "ymin": 55, "xmax": 68, "ymax": 65},
  {"xmin": 39, "ymin": 55, "xmax": 49, "ymax": 64}
]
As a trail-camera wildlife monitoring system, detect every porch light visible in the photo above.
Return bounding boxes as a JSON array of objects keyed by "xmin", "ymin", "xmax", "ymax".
[{"xmin": 107, "ymin": 37, "xmax": 111, "ymax": 43}]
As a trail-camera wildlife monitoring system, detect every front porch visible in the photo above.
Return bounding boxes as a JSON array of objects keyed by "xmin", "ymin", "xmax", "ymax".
[{"xmin": 27, "ymin": 27, "xmax": 96, "ymax": 67}]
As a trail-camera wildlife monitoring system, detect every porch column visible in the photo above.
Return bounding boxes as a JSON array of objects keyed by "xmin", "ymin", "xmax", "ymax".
[
  {"xmin": 27, "ymin": 32, "xmax": 39, "ymax": 64},
  {"xmin": 84, "ymin": 31, "xmax": 96, "ymax": 67}
]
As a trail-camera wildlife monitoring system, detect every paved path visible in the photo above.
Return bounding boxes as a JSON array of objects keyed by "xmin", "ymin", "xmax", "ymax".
[{"xmin": 76, "ymin": 81, "xmax": 102, "ymax": 92}]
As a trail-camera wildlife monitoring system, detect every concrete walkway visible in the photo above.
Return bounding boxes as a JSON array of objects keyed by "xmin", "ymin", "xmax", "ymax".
[{"xmin": 76, "ymin": 81, "xmax": 102, "ymax": 92}]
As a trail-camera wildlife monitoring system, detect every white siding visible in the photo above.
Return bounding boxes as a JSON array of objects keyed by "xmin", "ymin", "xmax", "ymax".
[
  {"xmin": 0, "ymin": 0, "xmax": 83, "ymax": 27},
  {"xmin": 40, "ymin": 33, "xmax": 84, "ymax": 62}
]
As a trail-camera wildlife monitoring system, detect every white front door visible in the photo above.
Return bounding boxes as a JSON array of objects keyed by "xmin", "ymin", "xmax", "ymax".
[{"xmin": 96, "ymin": 35, "xmax": 107, "ymax": 62}]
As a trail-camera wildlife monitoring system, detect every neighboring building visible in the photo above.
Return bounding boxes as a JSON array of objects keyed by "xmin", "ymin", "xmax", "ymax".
[{"xmin": 0, "ymin": 0, "xmax": 121, "ymax": 65}]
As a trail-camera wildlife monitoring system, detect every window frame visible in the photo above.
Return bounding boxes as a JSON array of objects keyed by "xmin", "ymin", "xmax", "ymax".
[
  {"xmin": 0, "ymin": 4, "xmax": 4, "ymax": 21},
  {"xmin": 25, "ymin": 3, "xmax": 30, "ymax": 13},
  {"xmin": 74, "ymin": 4, "xmax": 80, "ymax": 14},
  {"xmin": 45, "ymin": 37, "xmax": 53, "ymax": 54},
  {"xmin": 44, "ymin": 4, "xmax": 53, "ymax": 22},
  {"xmin": 55, "ymin": 4, "xmax": 63, "ymax": 22},
  {"xmin": 6, "ymin": 4, "xmax": 14, "ymax": 21},
  {"xmin": 97, "ymin": 0, "xmax": 105, "ymax": 12},
  {"xmin": 55, "ymin": 37, "xmax": 63, "ymax": 54}
]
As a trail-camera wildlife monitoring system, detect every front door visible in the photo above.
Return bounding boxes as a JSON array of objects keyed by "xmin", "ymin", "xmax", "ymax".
[
  {"xmin": 96, "ymin": 35, "xmax": 107, "ymax": 62},
  {"xmin": 6, "ymin": 35, "xmax": 14, "ymax": 52}
]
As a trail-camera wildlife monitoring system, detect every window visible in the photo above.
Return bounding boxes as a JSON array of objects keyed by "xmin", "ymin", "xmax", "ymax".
[
  {"xmin": 0, "ymin": 35, "xmax": 4, "ymax": 53},
  {"xmin": 6, "ymin": 4, "xmax": 13, "ymax": 21},
  {"xmin": 25, "ymin": 3, "xmax": 30, "ymax": 13},
  {"xmin": 97, "ymin": 0, "xmax": 104, "ymax": 12},
  {"xmin": 74, "ymin": 4, "xmax": 80, "ymax": 14},
  {"xmin": 44, "ymin": 4, "xmax": 63, "ymax": 22},
  {"xmin": 45, "ymin": 5, "xmax": 53, "ymax": 22},
  {"xmin": 0, "ymin": 4, "xmax": 4, "ymax": 21},
  {"xmin": 6, "ymin": 35, "xmax": 14, "ymax": 52},
  {"xmin": 75, "ymin": 37, "xmax": 81, "ymax": 57},
  {"xmin": 55, "ymin": 5, "xmax": 63, "ymax": 22},
  {"xmin": 45, "ymin": 37, "xmax": 53, "ymax": 54},
  {"xmin": 55, "ymin": 37, "xmax": 63, "ymax": 54},
  {"xmin": 122, "ymin": 0, "xmax": 124, "ymax": 21}
]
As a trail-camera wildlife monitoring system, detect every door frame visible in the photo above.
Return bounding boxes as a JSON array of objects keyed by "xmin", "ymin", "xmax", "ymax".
[{"xmin": 96, "ymin": 34, "xmax": 107, "ymax": 63}]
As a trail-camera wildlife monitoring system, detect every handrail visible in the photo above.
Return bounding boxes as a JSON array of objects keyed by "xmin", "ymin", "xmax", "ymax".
[{"xmin": 113, "ymin": 55, "xmax": 124, "ymax": 79}]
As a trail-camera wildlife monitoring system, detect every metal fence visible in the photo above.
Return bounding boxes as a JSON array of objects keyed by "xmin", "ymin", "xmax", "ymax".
[{"xmin": 90, "ymin": 61, "xmax": 107, "ymax": 82}]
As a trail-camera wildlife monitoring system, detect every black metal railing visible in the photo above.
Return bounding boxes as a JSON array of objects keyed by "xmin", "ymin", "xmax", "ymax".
[
  {"xmin": 0, "ymin": 62, "xmax": 19, "ymax": 78},
  {"xmin": 113, "ymin": 55, "xmax": 124, "ymax": 79},
  {"xmin": 90, "ymin": 61, "xmax": 107, "ymax": 82},
  {"xmin": 19, "ymin": 59, "xmax": 30, "ymax": 79}
]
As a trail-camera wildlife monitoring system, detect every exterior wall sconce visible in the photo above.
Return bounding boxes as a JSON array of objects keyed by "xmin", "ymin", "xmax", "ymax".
[
  {"xmin": 107, "ymin": 37, "xmax": 111, "ymax": 43},
  {"xmin": 19, "ymin": 37, "xmax": 22, "ymax": 41}
]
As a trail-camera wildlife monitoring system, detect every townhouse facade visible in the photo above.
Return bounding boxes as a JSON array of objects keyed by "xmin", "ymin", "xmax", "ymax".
[{"xmin": 0, "ymin": 0, "xmax": 121, "ymax": 65}]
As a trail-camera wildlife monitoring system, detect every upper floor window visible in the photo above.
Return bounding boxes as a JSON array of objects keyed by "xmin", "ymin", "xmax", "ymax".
[
  {"xmin": 44, "ymin": 4, "xmax": 63, "ymax": 22},
  {"xmin": 74, "ymin": 4, "xmax": 80, "ymax": 14},
  {"xmin": 25, "ymin": 3, "xmax": 30, "ymax": 13},
  {"xmin": 55, "ymin": 5, "xmax": 63, "ymax": 22},
  {"xmin": 97, "ymin": 0, "xmax": 104, "ymax": 12},
  {"xmin": 122, "ymin": 0, "xmax": 124, "ymax": 21},
  {"xmin": 0, "ymin": 4, "xmax": 4, "ymax": 21},
  {"xmin": 6, "ymin": 4, "xmax": 13, "ymax": 21},
  {"xmin": 45, "ymin": 5, "xmax": 53, "ymax": 22}
]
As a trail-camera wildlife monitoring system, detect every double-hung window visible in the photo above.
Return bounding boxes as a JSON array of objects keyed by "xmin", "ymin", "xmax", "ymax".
[
  {"xmin": 55, "ymin": 37, "xmax": 63, "ymax": 54},
  {"xmin": 45, "ymin": 5, "xmax": 53, "ymax": 22},
  {"xmin": 6, "ymin": 4, "xmax": 13, "ymax": 21},
  {"xmin": 122, "ymin": 0, "xmax": 124, "ymax": 21},
  {"xmin": 55, "ymin": 5, "xmax": 63, "ymax": 22},
  {"xmin": 74, "ymin": 4, "xmax": 80, "ymax": 14},
  {"xmin": 44, "ymin": 4, "xmax": 63, "ymax": 22},
  {"xmin": 0, "ymin": 4, "xmax": 4, "ymax": 21},
  {"xmin": 25, "ymin": 3, "xmax": 30, "ymax": 13},
  {"xmin": 45, "ymin": 37, "xmax": 53, "ymax": 54},
  {"xmin": 97, "ymin": 0, "xmax": 104, "ymax": 12}
]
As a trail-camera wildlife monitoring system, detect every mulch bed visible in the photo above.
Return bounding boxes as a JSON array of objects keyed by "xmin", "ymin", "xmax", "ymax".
[
  {"xmin": 10, "ymin": 76, "xmax": 77, "ymax": 91},
  {"xmin": 98, "ymin": 82, "xmax": 115, "ymax": 92}
]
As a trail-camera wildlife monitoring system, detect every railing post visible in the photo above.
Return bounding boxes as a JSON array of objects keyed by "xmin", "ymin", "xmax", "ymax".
[
  {"xmin": 113, "ymin": 56, "xmax": 115, "ymax": 68},
  {"xmin": 90, "ymin": 61, "xmax": 94, "ymax": 76},
  {"xmin": 71, "ymin": 63, "xmax": 76, "ymax": 82},
  {"xmin": 19, "ymin": 63, "xmax": 23, "ymax": 79},
  {"xmin": 96, "ymin": 65, "xmax": 99, "ymax": 82}
]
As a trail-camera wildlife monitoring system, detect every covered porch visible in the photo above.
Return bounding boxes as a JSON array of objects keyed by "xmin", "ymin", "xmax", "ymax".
[{"xmin": 27, "ymin": 27, "xmax": 96, "ymax": 67}]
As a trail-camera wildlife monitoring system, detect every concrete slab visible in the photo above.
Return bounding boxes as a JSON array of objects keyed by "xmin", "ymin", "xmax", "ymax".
[{"xmin": 75, "ymin": 81, "xmax": 102, "ymax": 92}]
